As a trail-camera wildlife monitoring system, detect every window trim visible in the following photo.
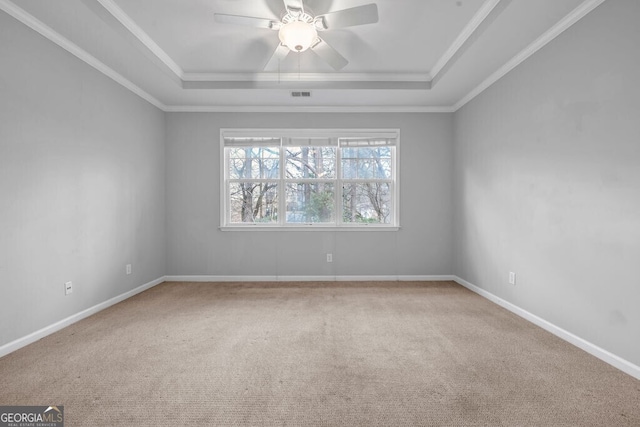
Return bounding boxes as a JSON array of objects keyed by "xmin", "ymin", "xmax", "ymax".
[{"xmin": 220, "ymin": 128, "xmax": 400, "ymax": 231}]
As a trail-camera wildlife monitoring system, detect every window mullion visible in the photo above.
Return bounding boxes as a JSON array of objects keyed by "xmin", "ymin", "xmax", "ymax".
[
  {"xmin": 391, "ymin": 146, "xmax": 396, "ymax": 226},
  {"xmin": 279, "ymin": 143, "xmax": 285, "ymax": 226},
  {"xmin": 223, "ymin": 148, "xmax": 228, "ymax": 226},
  {"xmin": 336, "ymin": 145, "xmax": 342, "ymax": 226}
]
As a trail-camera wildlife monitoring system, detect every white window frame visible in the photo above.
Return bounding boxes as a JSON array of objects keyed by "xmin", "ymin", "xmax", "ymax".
[{"xmin": 220, "ymin": 128, "xmax": 400, "ymax": 231}]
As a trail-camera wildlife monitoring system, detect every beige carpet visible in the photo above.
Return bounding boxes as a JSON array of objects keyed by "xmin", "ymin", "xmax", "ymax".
[{"xmin": 0, "ymin": 281, "xmax": 638, "ymax": 426}]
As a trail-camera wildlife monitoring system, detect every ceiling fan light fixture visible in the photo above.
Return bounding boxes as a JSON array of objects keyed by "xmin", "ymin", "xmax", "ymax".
[
  {"xmin": 215, "ymin": 2, "xmax": 379, "ymax": 70},
  {"xmin": 279, "ymin": 20, "xmax": 318, "ymax": 52}
]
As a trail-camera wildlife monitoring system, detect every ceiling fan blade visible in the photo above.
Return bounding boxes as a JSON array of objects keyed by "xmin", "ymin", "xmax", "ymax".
[
  {"xmin": 283, "ymin": 0, "xmax": 304, "ymax": 15},
  {"xmin": 315, "ymin": 3, "xmax": 379, "ymax": 30},
  {"xmin": 214, "ymin": 13, "xmax": 279, "ymax": 30},
  {"xmin": 264, "ymin": 43, "xmax": 291, "ymax": 70},
  {"xmin": 311, "ymin": 38, "xmax": 348, "ymax": 70}
]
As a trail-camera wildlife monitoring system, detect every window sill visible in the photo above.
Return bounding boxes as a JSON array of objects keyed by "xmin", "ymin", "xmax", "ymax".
[{"xmin": 219, "ymin": 225, "xmax": 400, "ymax": 232}]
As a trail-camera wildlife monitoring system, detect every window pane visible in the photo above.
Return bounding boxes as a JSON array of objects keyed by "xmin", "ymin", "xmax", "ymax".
[
  {"xmin": 285, "ymin": 147, "xmax": 336, "ymax": 179},
  {"xmin": 342, "ymin": 157, "xmax": 357, "ymax": 179},
  {"xmin": 229, "ymin": 182, "xmax": 278, "ymax": 223},
  {"xmin": 228, "ymin": 147, "xmax": 279, "ymax": 179},
  {"xmin": 342, "ymin": 183, "xmax": 392, "ymax": 224},
  {"xmin": 285, "ymin": 182, "xmax": 335, "ymax": 223},
  {"xmin": 340, "ymin": 147, "xmax": 392, "ymax": 179},
  {"xmin": 222, "ymin": 130, "xmax": 398, "ymax": 228}
]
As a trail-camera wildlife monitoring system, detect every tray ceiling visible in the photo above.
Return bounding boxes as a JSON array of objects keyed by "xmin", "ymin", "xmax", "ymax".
[{"xmin": 0, "ymin": 0, "xmax": 606, "ymax": 111}]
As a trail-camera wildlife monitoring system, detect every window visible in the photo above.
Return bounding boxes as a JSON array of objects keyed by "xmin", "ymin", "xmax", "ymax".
[{"xmin": 221, "ymin": 129, "xmax": 399, "ymax": 230}]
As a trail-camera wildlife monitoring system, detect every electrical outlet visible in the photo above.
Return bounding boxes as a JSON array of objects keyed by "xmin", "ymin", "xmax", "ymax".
[
  {"xmin": 126, "ymin": 264, "xmax": 132, "ymax": 275},
  {"xmin": 65, "ymin": 281, "xmax": 73, "ymax": 295},
  {"xmin": 326, "ymin": 253, "xmax": 333, "ymax": 263},
  {"xmin": 509, "ymin": 272, "xmax": 516, "ymax": 285}
]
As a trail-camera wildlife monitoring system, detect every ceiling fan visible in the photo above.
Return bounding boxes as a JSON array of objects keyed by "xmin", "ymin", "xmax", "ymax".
[{"xmin": 214, "ymin": 0, "xmax": 379, "ymax": 71}]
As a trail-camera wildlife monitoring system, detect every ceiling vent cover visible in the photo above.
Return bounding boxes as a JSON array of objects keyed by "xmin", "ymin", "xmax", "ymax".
[{"xmin": 291, "ymin": 91, "xmax": 312, "ymax": 98}]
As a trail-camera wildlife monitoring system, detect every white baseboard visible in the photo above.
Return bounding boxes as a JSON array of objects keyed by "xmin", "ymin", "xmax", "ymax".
[
  {"xmin": 13, "ymin": 274, "xmax": 632, "ymax": 381},
  {"xmin": 453, "ymin": 276, "xmax": 640, "ymax": 380},
  {"xmin": 164, "ymin": 275, "xmax": 456, "ymax": 282},
  {"xmin": 0, "ymin": 276, "xmax": 165, "ymax": 359}
]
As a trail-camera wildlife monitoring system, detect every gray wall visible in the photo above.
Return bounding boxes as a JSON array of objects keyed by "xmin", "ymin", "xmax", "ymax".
[
  {"xmin": 0, "ymin": 11, "xmax": 166, "ymax": 347},
  {"xmin": 166, "ymin": 113, "xmax": 454, "ymax": 278},
  {"xmin": 453, "ymin": 0, "xmax": 640, "ymax": 366}
]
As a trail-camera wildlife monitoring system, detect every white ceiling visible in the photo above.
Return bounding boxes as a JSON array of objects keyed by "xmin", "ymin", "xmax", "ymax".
[{"xmin": 1, "ymin": 0, "xmax": 605, "ymax": 111}]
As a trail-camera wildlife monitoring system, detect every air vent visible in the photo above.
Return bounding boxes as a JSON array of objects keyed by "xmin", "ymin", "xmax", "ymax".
[{"xmin": 291, "ymin": 91, "xmax": 311, "ymax": 98}]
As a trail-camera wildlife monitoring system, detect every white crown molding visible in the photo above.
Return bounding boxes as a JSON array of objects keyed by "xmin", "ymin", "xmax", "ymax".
[
  {"xmin": 1, "ymin": 0, "xmax": 607, "ymax": 114},
  {"xmin": 163, "ymin": 105, "xmax": 455, "ymax": 113},
  {"xmin": 94, "ymin": 0, "xmax": 184, "ymax": 79},
  {"xmin": 0, "ymin": 0, "xmax": 166, "ymax": 111},
  {"xmin": 429, "ymin": 0, "xmax": 502, "ymax": 82},
  {"xmin": 0, "ymin": 0, "xmax": 446, "ymax": 115},
  {"xmin": 453, "ymin": 276, "xmax": 640, "ymax": 380},
  {"xmin": 452, "ymin": 0, "xmax": 608, "ymax": 111},
  {"xmin": 89, "ymin": 0, "xmax": 492, "ymax": 90},
  {"xmin": 182, "ymin": 72, "xmax": 430, "ymax": 83},
  {"xmin": 88, "ymin": 0, "xmax": 433, "ymax": 86}
]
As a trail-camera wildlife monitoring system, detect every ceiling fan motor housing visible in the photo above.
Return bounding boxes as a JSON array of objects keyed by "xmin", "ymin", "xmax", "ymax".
[{"xmin": 279, "ymin": 13, "xmax": 318, "ymax": 52}]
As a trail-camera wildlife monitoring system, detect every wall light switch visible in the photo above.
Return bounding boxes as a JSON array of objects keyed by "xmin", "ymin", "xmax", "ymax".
[
  {"xmin": 509, "ymin": 272, "xmax": 516, "ymax": 285},
  {"xmin": 65, "ymin": 281, "xmax": 73, "ymax": 295}
]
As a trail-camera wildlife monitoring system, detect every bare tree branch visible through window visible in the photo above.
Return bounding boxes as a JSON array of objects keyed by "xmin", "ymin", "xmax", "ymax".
[{"xmin": 223, "ymin": 131, "xmax": 398, "ymax": 228}]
